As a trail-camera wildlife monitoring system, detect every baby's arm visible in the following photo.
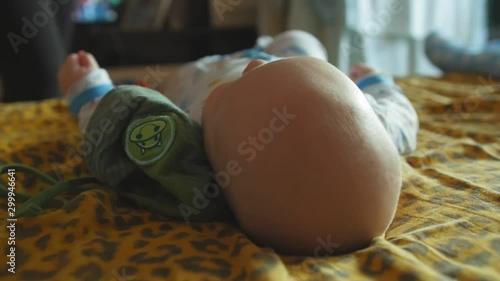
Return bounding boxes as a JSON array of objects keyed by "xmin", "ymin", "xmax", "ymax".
[
  {"xmin": 59, "ymin": 51, "xmax": 114, "ymax": 133},
  {"xmin": 350, "ymin": 64, "xmax": 418, "ymax": 155}
]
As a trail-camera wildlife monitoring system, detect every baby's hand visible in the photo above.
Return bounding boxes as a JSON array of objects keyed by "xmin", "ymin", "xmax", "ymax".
[
  {"xmin": 349, "ymin": 63, "xmax": 377, "ymax": 83},
  {"xmin": 58, "ymin": 51, "xmax": 100, "ymax": 96}
]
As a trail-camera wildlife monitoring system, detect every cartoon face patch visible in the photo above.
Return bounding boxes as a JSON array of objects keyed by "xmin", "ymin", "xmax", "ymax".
[{"xmin": 125, "ymin": 115, "xmax": 175, "ymax": 166}]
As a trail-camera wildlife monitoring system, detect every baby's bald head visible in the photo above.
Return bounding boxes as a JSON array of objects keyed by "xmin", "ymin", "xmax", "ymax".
[{"xmin": 202, "ymin": 57, "xmax": 401, "ymax": 254}]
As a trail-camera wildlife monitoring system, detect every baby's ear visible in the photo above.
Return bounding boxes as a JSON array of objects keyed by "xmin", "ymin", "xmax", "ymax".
[{"xmin": 242, "ymin": 59, "xmax": 267, "ymax": 75}]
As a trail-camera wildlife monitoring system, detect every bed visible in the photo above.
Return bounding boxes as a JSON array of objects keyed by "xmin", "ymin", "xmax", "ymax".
[{"xmin": 0, "ymin": 73, "xmax": 499, "ymax": 281}]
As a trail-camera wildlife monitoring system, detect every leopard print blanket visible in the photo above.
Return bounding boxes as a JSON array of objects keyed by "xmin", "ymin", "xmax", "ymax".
[{"xmin": 0, "ymin": 74, "xmax": 499, "ymax": 281}]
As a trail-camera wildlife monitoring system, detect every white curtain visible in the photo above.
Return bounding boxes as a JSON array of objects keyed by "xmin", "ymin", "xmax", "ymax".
[{"xmin": 257, "ymin": 0, "xmax": 488, "ymax": 76}]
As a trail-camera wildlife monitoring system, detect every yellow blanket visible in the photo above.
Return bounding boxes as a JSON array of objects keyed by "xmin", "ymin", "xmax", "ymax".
[{"xmin": 0, "ymin": 74, "xmax": 499, "ymax": 281}]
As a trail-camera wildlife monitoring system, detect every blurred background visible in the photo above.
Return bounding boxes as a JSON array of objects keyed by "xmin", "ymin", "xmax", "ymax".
[{"xmin": 0, "ymin": 0, "xmax": 497, "ymax": 102}]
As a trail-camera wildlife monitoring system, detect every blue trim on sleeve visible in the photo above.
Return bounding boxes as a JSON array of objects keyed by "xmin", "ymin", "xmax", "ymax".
[
  {"xmin": 356, "ymin": 75, "xmax": 394, "ymax": 91},
  {"xmin": 69, "ymin": 84, "xmax": 114, "ymax": 115},
  {"xmin": 241, "ymin": 48, "xmax": 278, "ymax": 61}
]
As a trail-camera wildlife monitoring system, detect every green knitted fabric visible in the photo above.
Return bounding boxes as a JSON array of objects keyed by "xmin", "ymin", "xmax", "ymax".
[
  {"xmin": 0, "ymin": 163, "xmax": 111, "ymax": 218},
  {"xmin": 83, "ymin": 85, "xmax": 232, "ymax": 222}
]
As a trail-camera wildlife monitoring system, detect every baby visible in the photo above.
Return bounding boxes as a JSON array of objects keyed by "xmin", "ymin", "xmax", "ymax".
[{"xmin": 59, "ymin": 30, "xmax": 418, "ymax": 255}]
